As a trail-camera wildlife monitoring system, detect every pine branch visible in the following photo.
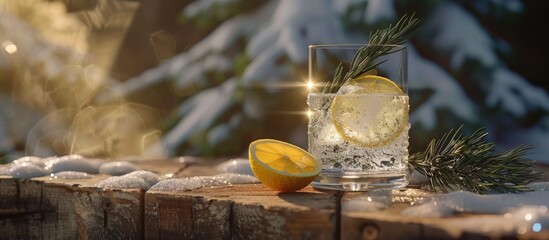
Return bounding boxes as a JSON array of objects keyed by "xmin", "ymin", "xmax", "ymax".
[
  {"xmin": 409, "ymin": 126, "xmax": 541, "ymax": 194},
  {"xmin": 323, "ymin": 13, "xmax": 421, "ymax": 93}
]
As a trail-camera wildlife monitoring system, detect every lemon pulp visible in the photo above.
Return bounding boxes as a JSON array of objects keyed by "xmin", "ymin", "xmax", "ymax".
[
  {"xmin": 249, "ymin": 139, "xmax": 320, "ymax": 192},
  {"xmin": 331, "ymin": 75, "xmax": 408, "ymax": 147}
]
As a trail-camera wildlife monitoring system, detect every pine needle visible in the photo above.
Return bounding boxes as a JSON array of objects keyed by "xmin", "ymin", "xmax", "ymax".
[
  {"xmin": 323, "ymin": 13, "xmax": 421, "ymax": 93},
  {"xmin": 409, "ymin": 126, "xmax": 541, "ymax": 194}
]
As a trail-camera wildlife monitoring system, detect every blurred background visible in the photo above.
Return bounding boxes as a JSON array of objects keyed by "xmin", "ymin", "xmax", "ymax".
[{"xmin": 1, "ymin": 0, "xmax": 548, "ymax": 163}]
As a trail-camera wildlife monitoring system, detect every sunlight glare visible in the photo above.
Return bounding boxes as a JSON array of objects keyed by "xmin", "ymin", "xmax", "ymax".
[
  {"xmin": 307, "ymin": 81, "xmax": 314, "ymax": 90},
  {"xmin": 2, "ymin": 41, "xmax": 17, "ymax": 54}
]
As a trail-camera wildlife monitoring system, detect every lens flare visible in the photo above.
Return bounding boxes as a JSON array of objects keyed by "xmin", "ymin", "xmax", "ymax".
[
  {"xmin": 307, "ymin": 81, "xmax": 314, "ymax": 90},
  {"xmin": 2, "ymin": 41, "xmax": 17, "ymax": 54}
]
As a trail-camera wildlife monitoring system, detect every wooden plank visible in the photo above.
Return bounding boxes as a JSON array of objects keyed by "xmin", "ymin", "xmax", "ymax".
[
  {"xmin": 144, "ymin": 189, "xmax": 233, "ymax": 239},
  {"xmin": 0, "ymin": 158, "xmax": 188, "ymax": 239},
  {"xmin": 0, "ymin": 178, "xmax": 46, "ymax": 239},
  {"xmin": 0, "ymin": 176, "xmax": 144, "ymax": 239},
  {"xmin": 340, "ymin": 188, "xmax": 549, "ymax": 240},
  {"xmin": 343, "ymin": 207, "xmax": 549, "ymax": 240},
  {"xmin": 145, "ymin": 184, "xmax": 337, "ymax": 240},
  {"xmin": 44, "ymin": 183, "xmax": 143, "ymax": 239},
  {"xmin": 2, "ymin": 161, "xmax": 548, "ymax": 239}
]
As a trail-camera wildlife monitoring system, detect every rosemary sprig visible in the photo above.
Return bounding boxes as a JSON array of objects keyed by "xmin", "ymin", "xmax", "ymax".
[
  {"xmin": 323, "ymin": 13, "xmax": 421, "ymax": 93},
  {"xmin": 409, "ymin": 126, "xmax": 541, "ymax": 194}
]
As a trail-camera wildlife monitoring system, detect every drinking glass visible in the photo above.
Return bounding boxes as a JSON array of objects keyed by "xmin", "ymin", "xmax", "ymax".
[{"xmin": 308, "ymin": 44, "xmax": 409, "ymax": 191}]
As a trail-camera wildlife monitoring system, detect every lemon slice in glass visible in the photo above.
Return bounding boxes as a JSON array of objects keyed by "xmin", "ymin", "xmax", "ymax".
[
  {"xmin": 331, "ymin": 75, "xmax": 408, "ymax": 147},
  {"xmin": 249, "ymin": 139, "xmax": 320, "ymax": 192}
]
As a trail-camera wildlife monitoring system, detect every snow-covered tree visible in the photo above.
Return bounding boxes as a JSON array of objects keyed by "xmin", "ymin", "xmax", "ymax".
[
  {"xmin": 101, "ymin": 0, "xmax": 549, "ymax": 163},
  {"xmin": 96, "ymin": 0, "xmax": 549, "ymax": 161},
  {"xmin": 1, "ymin": 0, "xmax": 548, "ymax": 164}
]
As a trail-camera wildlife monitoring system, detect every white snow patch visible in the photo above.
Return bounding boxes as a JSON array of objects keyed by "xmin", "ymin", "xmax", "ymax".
[
  {"xmin": 149, "ymin": 173, "xmax": 259, "ymax": 192},
  {"xmin": 402, "ymin": 189, "xmax": 549, "ymax": 217},
  {"xmin": 400, "ymin": 188, "xmax": 549, "ymax": 235},
  {"xmin": 174, "ymin": 55, "xmax": 231, "ymax": 90},
  {"xmin": 486, "ymin": 67, "xmax": 549, "ymax": 117},
  {"xmin": 45, "ymin": 154, "xmax": 100, "ymax": 174},
  {"xmin": 342, "ymin": 189, "xmax": 393, "ymax": 212},
  {"xmin": 364, "ymin": 0, "xmax": 396, "ymax": 24},
  {"xmin": 124, "ymin": 170, "xmax": 161, "ymax": 187},
  {"xmin": 96, "ymin": 176, "xmax": 149, "ymax": 190},
  {"xmin": 340, "ymin": 184, "xmax": 549, "ymax": 235},
  {"xmin": 422, "ymin": 2, "xmax": 496, "ymax": 70},
  {"xmin": 182, "ymin": 0, "xmax": 239, "ymax": 18},
  {"xmin": 215, "ymin": 158, "xmax": 255, "ymax": 176},
  {"xmin": 99, "ymin": 161, "xmax": 139, "ymax": 176},
  {"xmin": 3, "ymin": 156, "xmax": 49, "ymax": 178},
  {"xmin": 96, "ymin": 170, "xmax": 160, "ymax": 190},
  {"xmin": 471, "ymin": 0, "xmax": 524, "ymax": 14},
  {"xmin": 12, "ymin": 156, "xmax": 47, "ymax": 168},
  {"xmin": 7, "ymin": 163, "xmax": 50, "ymax": 179},
  {"xmin": 152, "ymin": 81, "xmax": 235, "ymax": 155},
  {"xmin": 50, "ymin": 171, "xmax": 92, "ymax": 179},
  {"xmin": 245, "ymin": 0, "xmax": 346, "ymax": 84},
  {"xmin": 408, "ymin": 45, "xmax": 478, "ymax": 129},
  {"xmin": 333, "ymin": 0, "xmax": 395, "ymax": 25},
  {"xmin": 243, "ymin": 43, "xmax": 286, "ymax": 84}
]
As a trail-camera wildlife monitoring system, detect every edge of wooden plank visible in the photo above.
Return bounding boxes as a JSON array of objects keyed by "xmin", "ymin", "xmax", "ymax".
[{"xmin": 145, "ymin": 184, "xmax": 337, "ymax": 240}]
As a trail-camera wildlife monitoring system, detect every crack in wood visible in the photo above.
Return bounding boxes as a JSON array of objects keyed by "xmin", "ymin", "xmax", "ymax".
[
  {"xmin": 155, "ymin": 203, "xmax": 161, "ymax": 240},
  {"xmin": 15, "ymin": 180, "xmax": 21, "ymax": 209},
  {"xmin": 229, "ymin": 201, "xmax": 235, "ymax": 239},
  {"xmin": 104, "ymin": 209, "xmax": 108, "ymax": 229},
  {"xmin": 140, "ymin": 189, "xmax": 145, "ymax": 239},
  {"xmin": 335, "ymin": 191, "xmax": 343, "ymax": 240}
]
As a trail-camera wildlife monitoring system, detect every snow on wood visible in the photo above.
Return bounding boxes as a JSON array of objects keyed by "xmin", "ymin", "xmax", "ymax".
[{"xmin": 1, "ymin": 160, "xmax": 549, "ymax": 239}]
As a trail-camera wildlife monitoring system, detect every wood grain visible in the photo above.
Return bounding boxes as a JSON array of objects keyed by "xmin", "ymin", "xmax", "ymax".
[
  {"xmin": 0, "ymin": 176, "xmax": 143, "ymax": 239},
  {"xmin": 145, "ymin": 184, "xmax": 337, "ymax": 240},
  {"xmin": 2, "ymin": 161, "xmax": 549, "ymax": 239},
  {"xmin": 340, "ymin": 188, "xmax": 549, "ymax": 240}
]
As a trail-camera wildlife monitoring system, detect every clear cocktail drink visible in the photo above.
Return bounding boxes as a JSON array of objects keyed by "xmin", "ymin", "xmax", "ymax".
[{"xmin": 308, "ymin": 44, "xmax": 409, "ymax": 191}]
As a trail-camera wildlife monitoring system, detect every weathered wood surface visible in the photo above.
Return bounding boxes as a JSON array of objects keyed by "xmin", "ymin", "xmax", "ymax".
[
  {"xmin": 1, "ymin": 161, "xmax": 549, "ymax": 239},
  {"xmin": 0, "ymin": 158, "xmax": 187, "ymax": 240},
  {"xmin": 145, "ymin": 184, "xmax": 337, "ymax": 240},
  {"xmin": 341, "ymin": 164, "xmax": 549, "ymax": 240},
  {"xmin": 0, "ymin": 176, "xmax": 143, "ymax": 240},
  {"xmin": 341, "ymin": 203, "xmax": 549, "ymax": 240}
]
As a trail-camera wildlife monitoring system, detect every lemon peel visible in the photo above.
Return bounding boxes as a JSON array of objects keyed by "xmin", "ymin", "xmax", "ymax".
[{"xmin": 249, "ymin": 139, "xmax": 320, "ymax": 192}]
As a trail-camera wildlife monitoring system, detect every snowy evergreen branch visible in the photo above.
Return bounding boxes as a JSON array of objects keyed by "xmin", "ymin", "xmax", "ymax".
[
  {"xmin": 410, "ymin": 126, "xmax": 541, "ymax": 194},
  {"xmin": 323, "ymin": 13, "xmax": 421, "ymax": 93}
]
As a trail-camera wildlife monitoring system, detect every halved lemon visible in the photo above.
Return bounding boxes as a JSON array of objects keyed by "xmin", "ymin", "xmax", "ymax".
[
  {"xmin": 331, "ymin": 75, "xmax": 408, "ymax": 147},
  {"xmin": 249, "ymin": 139, "xmax": 320, "ymax": 192}
]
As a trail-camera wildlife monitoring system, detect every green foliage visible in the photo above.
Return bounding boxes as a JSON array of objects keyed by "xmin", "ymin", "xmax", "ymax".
[
  {"xmin": 180, "ymin": 0, "xmax": 266, "ymax": 29},
  {"xmin": 234, "ymin": 52, "xmax": 251, "ymax": 77},
  {"xmin": 323, "ymin": 14, "xmax": 421, "ymax": 93},
  {"xmin": 410, "ymin": 127, "xmax": 541, "ymax": 194}
]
